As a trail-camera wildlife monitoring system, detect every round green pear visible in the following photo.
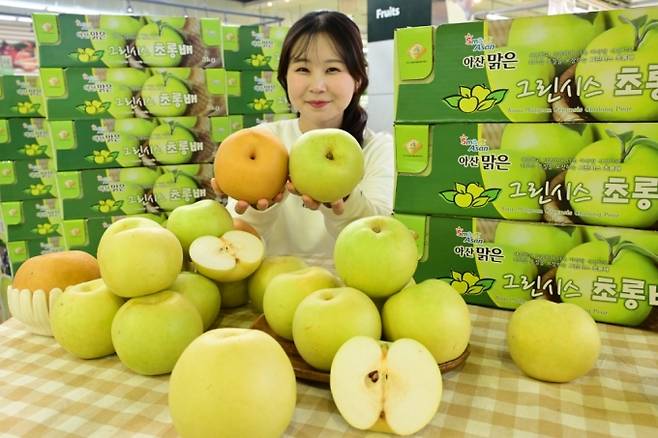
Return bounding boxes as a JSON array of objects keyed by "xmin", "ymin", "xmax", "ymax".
[
  {"xmin": 106, "ymin": 68, "xmax": 151, "ymax": 89},
  {"xmin": 247, "ymin": 255, "xmax": 308, "ymax": 312},
  {"xmin": 113, "ymin": 118, "xmax": 158, "ymax": 138},
  {"xmin": 494, "ymin": 222, "xmax": 582, "ymax": 270},
  {"xmin": 507, "ymin": 299, "xmax": 600, "ymax": 383},
  {"xmin": 565, "ymin": 135, "xmax": 658, "ymax": 228},
  {"xmin": 292, "ymin": 287, "xmax": 381, "ymax": 372},
  {"xmin": 166, "ymin": 199, "xmax": 233, "ymax": 252},
  {"xmin": 111, "ymin": 290, "xmax": 203, "ymax": 375},
  {"xmin": 142, "ymin": 73, "xmax": 189, "ymax": 117},
  {"xmin": 111, "ymin": 181, "xmax": 146, "ymax": 215},
  {"xmin": 474, "ymin": 243, "xmax": 538, "ymax": 310},
  {"xmin": 90, "ymin": 29, "xmax": 127, "ymax": 67},
  {"xmin": 99, "ymin": 15, "xmax": 144, "ymax": 39},
  {"xmin": 170, "ymin": 271, "xmax": 221, "ymax": 330},
  {"xmin": 50, "ymin": 278, "xmax": 124, "ymax": 359},
  {"xmin": 217, "ymin": 279, "xmax": 249, "ymax": 308},
  {"xmin": 500, "ymin": 124, "xmax": 594, "ymax": 171},
  {"xmin": 118, "ymin": 166, "xmax": 162, "ymax": 189},
  {"xmin": 149, "ymin": 123, "xmax": 195, "ymax": 164},
  {"xmin": 479, "ymin": 149, "xmax": 546, "ymax": 221},
  {"xmin": 576, "ymin": 23, "xmax": 658, "ymax": 121},
  {"xmin": 98, "ymin": 83, "xmax": 134, "ymax": 119},
  {"xmin": 289, "ymin": 128, "xmax": 365, "ymax": 203},
  {"xmin": 263, "ymin": 266, "xmax": 339, "ymax": 340},
  {"xmin": 556, "ymin": 239, "xmax": 658, "ymax": 326},
  {"xmin": 382, "ymin": 279, "xmax": 470, "ymax": 364},
  {"xmin": 507, "ymin": 13, "xmax": 605, "ymax": 69},
  {"xmin": 135, "ymin": 23, "xmax": 185, "ymax": 67},
  {"xmin": 105, "ymin": 132, "xmax": 142, "ymax": 167},
  {"xmin": 152, "ymin": 171, "xmax": 199, "ymax": 211}
]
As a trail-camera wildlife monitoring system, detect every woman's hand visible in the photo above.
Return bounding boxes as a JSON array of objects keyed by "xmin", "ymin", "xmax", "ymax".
[
  {"xmin": 286, "ymin": 181, "xmax": 346, "ymax": 215},
  {"xmin": 211, "ymin": 178, "xmax": 285, "ymax": 214}
]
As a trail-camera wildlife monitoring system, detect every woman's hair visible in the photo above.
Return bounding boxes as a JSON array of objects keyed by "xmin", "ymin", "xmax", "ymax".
[{"xmin": 277, "ymin": 10, "xmax": 369, "ymax": 146}]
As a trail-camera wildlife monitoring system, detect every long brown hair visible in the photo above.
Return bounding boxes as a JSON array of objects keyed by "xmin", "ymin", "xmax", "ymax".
[{"xmin": 277, "ymin": 10, "xmax": 369, "ymax": 146}]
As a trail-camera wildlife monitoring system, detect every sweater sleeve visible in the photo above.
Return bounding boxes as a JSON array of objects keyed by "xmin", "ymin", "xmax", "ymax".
[{"xmin": 321, "ymin": 130, "xmax": 395, "ymax": 238}]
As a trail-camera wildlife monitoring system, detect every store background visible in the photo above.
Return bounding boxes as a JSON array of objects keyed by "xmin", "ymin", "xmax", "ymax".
[{"xmin": 2, "ymin": 0, "xmax": 657, "ymax": 134}]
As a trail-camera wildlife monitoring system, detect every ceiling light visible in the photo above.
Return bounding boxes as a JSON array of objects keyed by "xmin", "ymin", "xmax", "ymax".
[
  {"xmin": 485, "ymin": 13, "xmax": 508, "ymax": 20},
  {"xmin": 267, "ymin": 1, "xmax": 273, "ymax": 6},
  {"xmin": 0, "ymin": 0, "xmax": 45, "ymax": 10}
]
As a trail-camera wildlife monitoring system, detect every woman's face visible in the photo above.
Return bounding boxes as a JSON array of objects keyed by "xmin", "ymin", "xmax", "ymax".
[{"xmin": 286, "ymin": 33, "xmax": 358, "ymax": 132}]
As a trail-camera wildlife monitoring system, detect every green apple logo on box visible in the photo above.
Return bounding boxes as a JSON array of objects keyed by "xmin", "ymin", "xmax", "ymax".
[
  {"xmin": 440, "ymin": 182, "xmax": 499, "ymax": 208},
  {"xmin": 443, "ymin": 84, "xmax": 506, "ymax": 113},
  {"xmin": 33, "ymin": 222, "xmax": 59, "ymax": 236},
  {"xmin": 438, "ymin": 270, "xmax": 494, "ymax": 296},
  {"xmin": 85, "ymin": 149, "xmax": 119, "ymax": 165}
]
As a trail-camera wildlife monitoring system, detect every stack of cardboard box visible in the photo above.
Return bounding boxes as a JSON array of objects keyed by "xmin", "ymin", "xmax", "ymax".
[
  {"xmin": 0, "ymin": 73, "xmax": 56, "ymax": 276},
  {"xmin": 4, "ymin": 13, "xmax": 296, "ymax": 268},
  {"xmin": 393, "ymin": 6, "xmax": 658, "ymax": 330}
]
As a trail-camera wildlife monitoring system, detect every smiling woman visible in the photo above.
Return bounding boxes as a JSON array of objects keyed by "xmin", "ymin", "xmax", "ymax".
[{"xmin": 215, "ymin": 10, "xmax": 395, "ymax": 272}]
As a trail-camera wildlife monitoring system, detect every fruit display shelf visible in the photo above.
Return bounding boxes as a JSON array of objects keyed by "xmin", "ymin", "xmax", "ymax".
[{"xmin": 1, "ymin": 304, "xmax": 656, "ymax": 436}]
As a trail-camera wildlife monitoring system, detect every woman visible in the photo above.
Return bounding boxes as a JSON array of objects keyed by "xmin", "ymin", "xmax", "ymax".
[{"xmin": 218, "ymin": 10, "xmax": 394, "ymax": 269}]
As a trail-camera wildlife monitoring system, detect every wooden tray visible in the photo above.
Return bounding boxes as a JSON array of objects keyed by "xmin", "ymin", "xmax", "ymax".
[{"xmin": 251, "ymin": 314, "xmax": 470, "ymax": 384}]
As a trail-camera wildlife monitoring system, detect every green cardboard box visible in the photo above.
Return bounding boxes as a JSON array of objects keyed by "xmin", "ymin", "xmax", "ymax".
[
  {"xmin": 6, "ymin": 236, "xmax": 67, "ymax": 276},
  {"xmin": 0, "ymin": 199, "xmax": 63, "ymax": 242},
  {"xmin": 395, "ymin": 7, "xmax": 658, "ymax": 123},
  {"xmin": 57, "ymin": 163, "xmax": 215, "ymax": 219},
  {"xmin": 51, "ymin": 116, "xmax": 235, "ymax": 170},
  {"xmin": 33, "ymin": 13, "xmax": 222, "ymax": 69},
  {"xmin": 396, "ymin": 213, "xmax": 658, "ymax": 330},
  {"xmin": 221, "ymin": 23, "xmax": 289, "ymax": 71},
  {"xmin": 40, "ymin": 67, "xmax": 228, "ymax": 120},
  {"xmin": 394, "ymin": 122, "xmax": 658, "ymax": 230},
  {"xmin": 0, "ymin": 75, "xmax": 45, "ymax": 118},
  {"xmin": 0, "ymin": 159, "xmax": 58, "ymax": 201},
  {"xmin": 62, "ymin": 213, "xmax": 167, "ymax": 255},
  {"xmin": 226, "ymin": 70, "xmax": 290, "ymax": 114},
  {"xmin": 222, "ymin": 113, "xmax": 297, "ymax": 132},
  {"xmin": 0, "ymin": 118, "xmax": 54, "ymax": 161},
  {"xmin": 240, "ymin": 113, "xmax": 297, "ymax": 128}
]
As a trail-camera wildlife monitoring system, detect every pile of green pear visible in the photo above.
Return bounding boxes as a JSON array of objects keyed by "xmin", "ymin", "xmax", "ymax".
[
  {"xmin": 89, "ymin": 16, "xmax": 190, "ymax": 68},
  {"xmin": 40, "ymin": 205, "xmax": 615, "ymax": 437}
]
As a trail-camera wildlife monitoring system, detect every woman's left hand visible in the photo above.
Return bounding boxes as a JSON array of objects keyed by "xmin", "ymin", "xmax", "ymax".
[{"xmin": 286, "ymin": 180, "xmax": 345, "ymax": 215}]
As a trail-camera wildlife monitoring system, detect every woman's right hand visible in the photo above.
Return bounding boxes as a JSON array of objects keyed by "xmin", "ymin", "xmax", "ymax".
[{"xmin": 211, "ymin": 178, "xmax": 285, "ymax": 215}]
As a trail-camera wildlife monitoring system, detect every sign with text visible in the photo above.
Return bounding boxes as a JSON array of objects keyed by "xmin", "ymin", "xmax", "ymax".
[{"xmin": 367, "ymin": 0, "xmax": 432, "ymax": 42}]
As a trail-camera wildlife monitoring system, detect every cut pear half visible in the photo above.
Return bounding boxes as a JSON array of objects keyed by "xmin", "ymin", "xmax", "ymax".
[
  {"xmin": 330, "ymin": 336, "xmax": 442, "ymax": 436},
  {"xmin": 189, "ymin": 231, "xmax": 265, "ymax": 282}
]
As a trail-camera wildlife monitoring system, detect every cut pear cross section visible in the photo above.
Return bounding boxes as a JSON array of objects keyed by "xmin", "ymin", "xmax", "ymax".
[
  {"xmin": 330, "ymin": 336, "xmax": 442, "ymax": 436},
  {"xmin": 189, "ymin": 231, "xmax": 265, "ymax": 282}
]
